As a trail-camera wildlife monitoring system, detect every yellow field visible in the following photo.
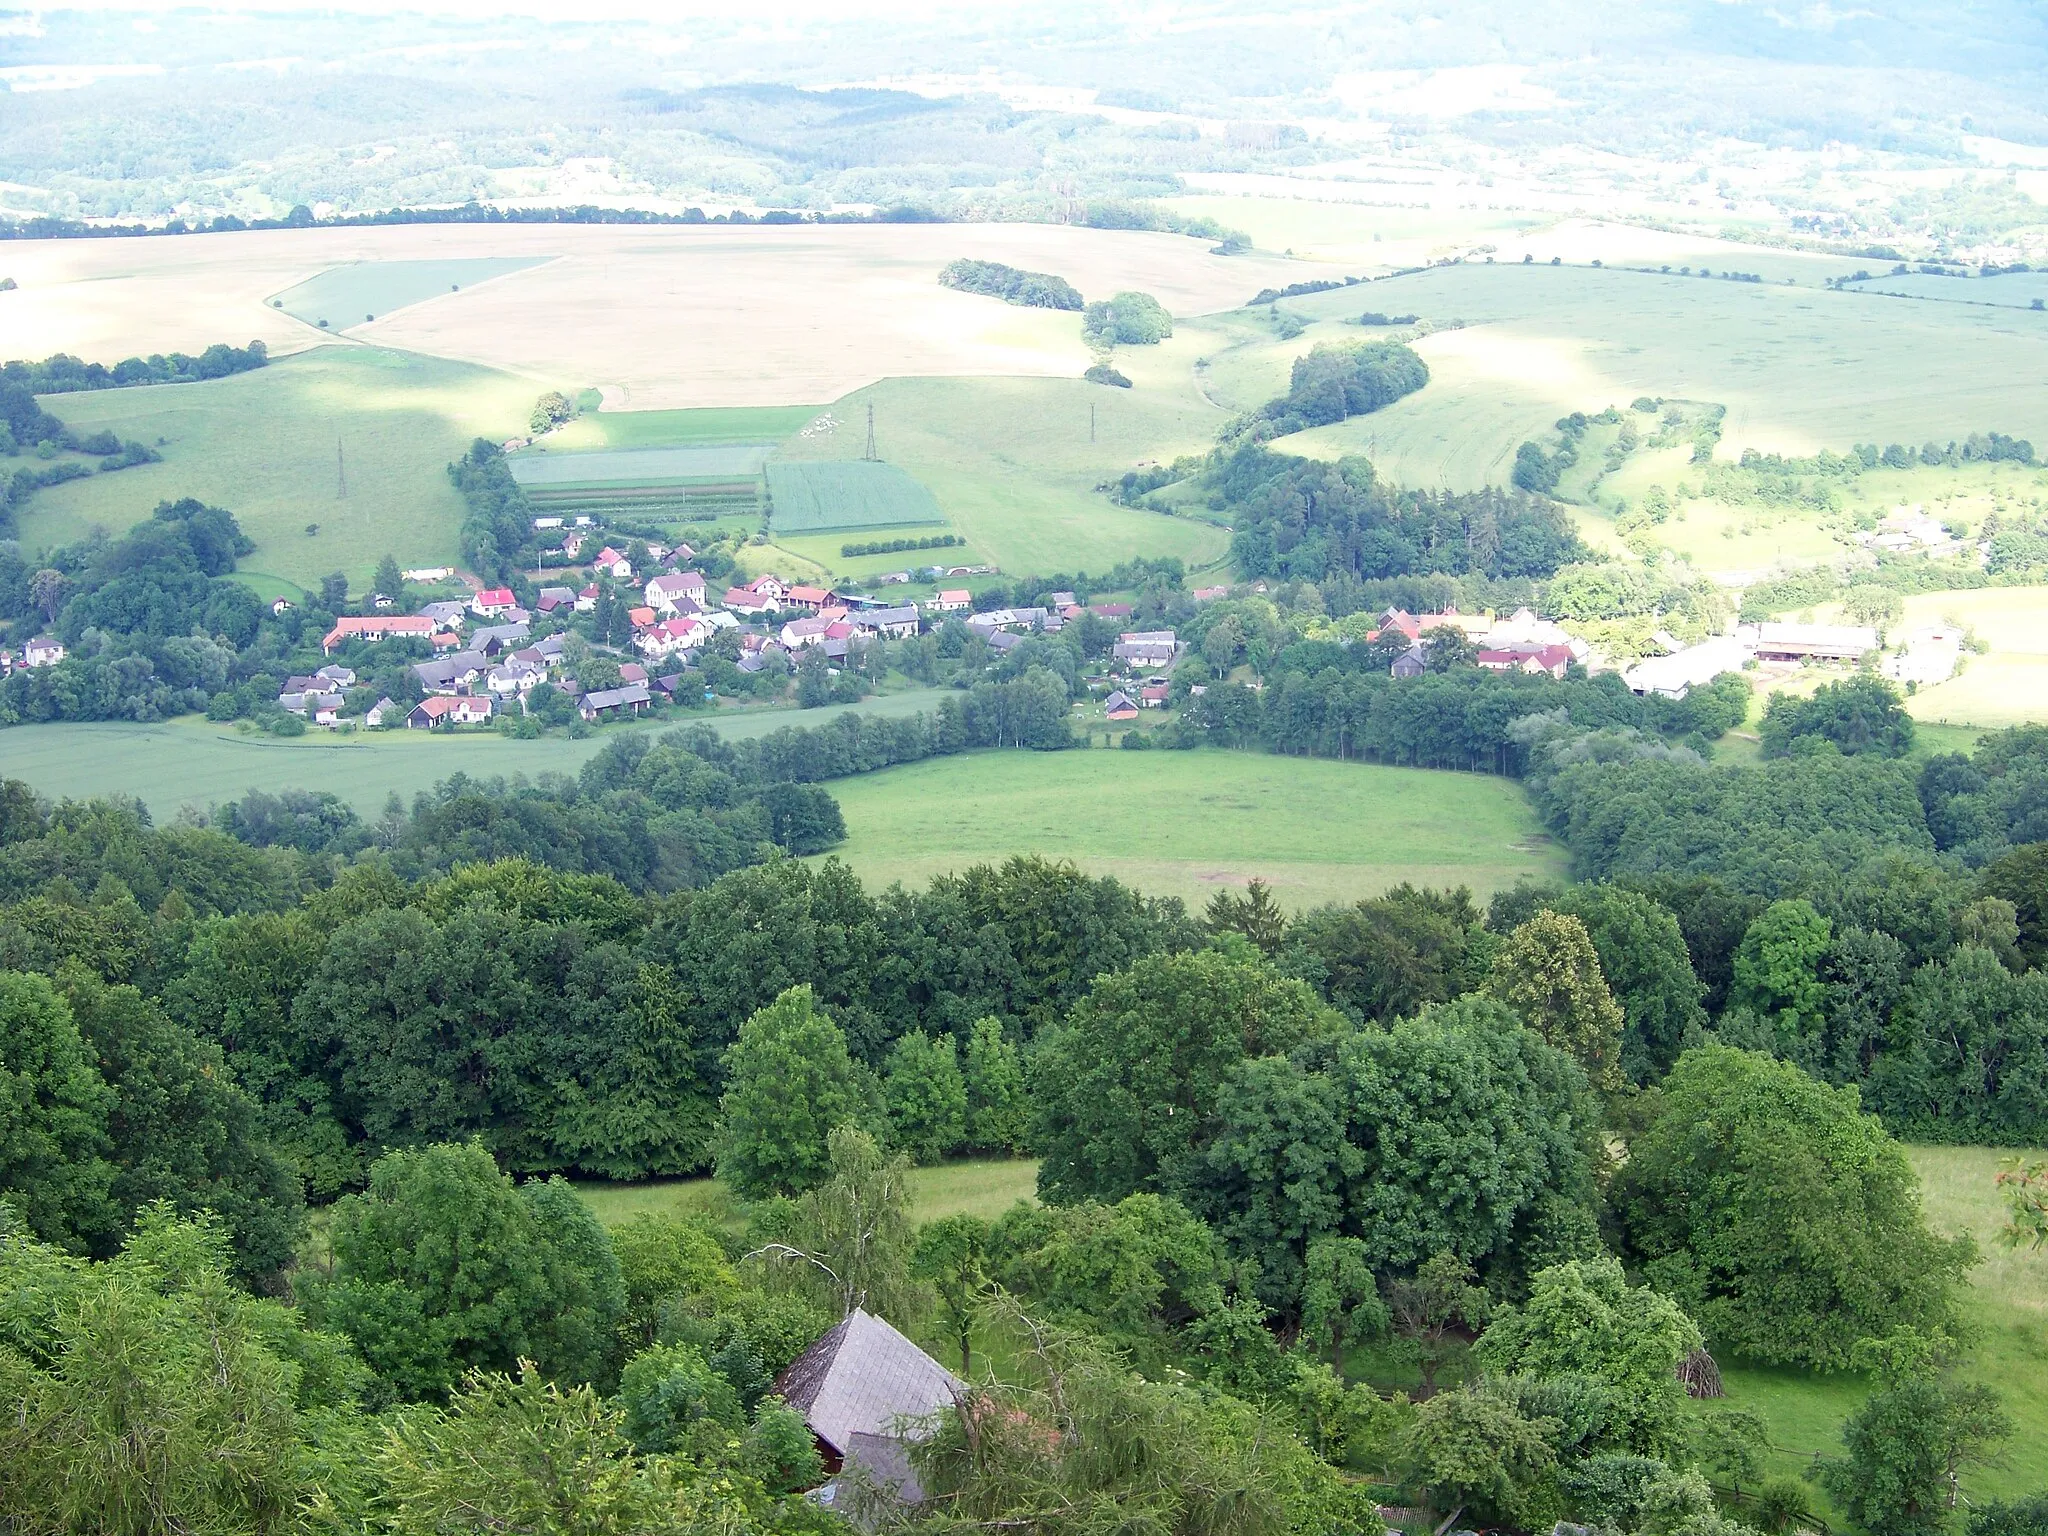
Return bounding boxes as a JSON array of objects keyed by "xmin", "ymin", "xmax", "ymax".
[
  {"xmin": 3, "ymin": 222, "xmax": 1309, "ymax": 408},
  {"xmin": 1896, "ymin": 587, "xmax": 2048, "ymax": 728}
]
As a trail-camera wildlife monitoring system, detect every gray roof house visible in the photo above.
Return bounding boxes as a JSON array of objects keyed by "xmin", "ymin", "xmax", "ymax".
[
  {"xmin": 1390, "ymin": 642, "xmax": 1428, "ymax": 678},
  {"xmin": 776, "ymin": 1309, "xmax": 961, "ymax": 1507}
]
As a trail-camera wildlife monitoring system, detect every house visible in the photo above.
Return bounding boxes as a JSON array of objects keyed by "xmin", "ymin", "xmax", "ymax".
[
  {"xmin": 723, "ymin": 585, "xmax": 781, "ymax": 618},
  {"xmin": 307, "ymin": 693, "xmax": 344, "ymax": 726},
  {"xmin": 644, "ymin": 571, "xmax": 707, "ymax": 614},
  {"xmin": 985, "ymin": 629, "xmax": 1025, "ymax": 654},
  {"xmin": 414, "ymin": 653, "xmax": 487, "ymax": 695},
  {"xmin": 776, "ymin": 1309, "xmax": 962, "ymax": 1502},
  {"xmin": 1750, "ymin": 622, "xmax": 1878, "ymax": 663},
  {"xmin": 926, "ymin": 588, "xmax": 972, "ymax": 614},
  {"xmin": 1389, "ymin": 643, "xmax": 1428, "ymax": 678},
  {"xmin": 1883, "ymin": 626, "xmax": 1963, "ymax": 688},
  {"xmin": 967, "ymin": 607, "xmax": 1047, "ymax": 635},
  {"xmin": 315, "ymin": 664, "xmax": 356, "ymax": 688},
  {"xmin": 576, "ymin": 584, "xmax": 600, "ymax": 613},
  {"xmin": 364, "ymin": 696, "xmax": 401, "ymax": 727},
  {"xmin": 591, "ymin": 547, "xmax": 633, "ymax": 581},
  {"xmin": 270, "ymin": 597, "xmax": 293, "ymax": 616},
  {"xmin": 370, "ymin": 593, "xmax": 396, "ymax": 610},
  {"xmin": 471, "ymin": 587, "xmax": 518, "ymax": 618},
  {"xmin": 652, "ymin": 672, "xmax": 690, "ymax": 698},
  {"xmin": 407, "ymin": 695, "xmax": 493, "ymax": 728},
  {"xmin": 23, "ymin": 637, "xmax": 66, "ymax": 668},
  {"xmin": 616, "ymin": 662, "xmax": 648, "ymax": 686},
  {"xmin": 1477, "ymin": 644, "xmax": 1574, "ymax": 679},
  {"xmin": 486, "ymin": 661, "xmax": 543, "ymax": 696},
  {"xmin": 627, "ymin": 606, "xmax": 658, "ymax": 631},
  {"xmin": 1140, "ymin": 683, "xmax": 1170, "ymax": 708},
  {"xmin": 322, "ymin": 616, "xmax": 436, "ymax": 654},
  {"xmin": 639, "ymin": 617, "xmax": 708, "ymax": 659},
  {"xmin": 785, "ymin": 584, "xmax": 832, "ymax": 613},
  {"xmin": 1104, "ymin": 689, "xmax": 1139, "ymax": 721},
  {"xmin": 536, "ymin": 585, "xmax": 578, "ymax": 614},
  {"xmin": 470, "ymin": 621, "xmax": 531, "ymax": 656},
  {"xmin": 579, "ymin": 682, "xmax": 651, "ymax": 720},
  {"xmin": 747, "ymin": 574, "xmax": 790, "ymax": 602},
  {"xmin": 851, "ymin": 605, "xmax": 920, "ymax": 640},
  {"xmin": 1192, "ymin": 585, "xmax": 1230, "ymax": 602},
  {"xmin": 1113, "ymin": 631, "xmax": 1178, "ymax": 670},
  {"xmin": 417, "ymin": 600, "xmax": 469, "ymax": 632},
  {"xmin": 1046, "ymin": 591, "xmax": 1077, "ymax": 609}
]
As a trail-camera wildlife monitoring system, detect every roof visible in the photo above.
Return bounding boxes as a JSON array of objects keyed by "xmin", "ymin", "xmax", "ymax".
[
  {"xmin": 787, "ymin": 584, "xmax": 831, "ymax": 603},
  {"xmin": 583, "ymin": 682, "xmax": 652, "ymax": 710},
  {"xmin": 775, "ymin": 1309, "xmax": 962, "ymax": 1456},
  {"xmin": 475, "ymin": 587, "xmax": 515, "ymax": 606},
  {"xmin": 1104, "ymin": 690, "xmax": 1138, "ymax": 713},
  {"xmin": 937, "ymin": 588, "xmax": 971, "ymax": 603}
]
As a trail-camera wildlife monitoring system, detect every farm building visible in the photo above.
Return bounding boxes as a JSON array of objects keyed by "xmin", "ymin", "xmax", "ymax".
[
  {"xmin": 414, "ymin": 654, "xmax": 487, "ymax": 695},
  {"xmin": 536, "ymin": 585, "xmax": 578, "ymax": 614},
  {"xmin": 408, "ymin": 696, "xmax": 493, "ymax": 728},
  {"xmin": 776, "ymin": 1309, "xmax": 961, "ymax": 1510},
  {"xmin": 852, "ymin": 605, "xmax": 920, "ymax": 640},
  {"xmin": 1624, "ymin": 637, "xmax": 1750, "ymax": 699},
  {"xmin": 1749, "ymin": 622, "xmax": 1879, "ymax": 662},
  {"xmin": 1113, "ymin": 631, "xmax": 1178, "ymax": 669},
  {"xmin": 1389, "ymin": 644, "xmax": 1427, "ymax": 678},
  {"xmin": 402, "ymin": 567, "xmax": 454, "ymax": 583},
  {"xmin": 785, "ymin": 584, "xmax": 832, "ymax": 613},
  {"xmin": 323, "ymin": 616, "xmax": 436, "ymax": 654},
  {"xmin": 926, "ymin": 589, "xmax": 971, "ymax": 613},
  {"xmin": 580, "ymin": 682, "xmax": 652, "ymax": 720},
  {"xmin": 724, "ymin": 586, "xmax": 781, "ymax": 617},
  {"xmin": 1104, "ymin": 690, "xmax": 1139, "ymax": 721},
  {"xmin": 1140, "ymin": 683, "xmax": 1170, "ymax": 708}
]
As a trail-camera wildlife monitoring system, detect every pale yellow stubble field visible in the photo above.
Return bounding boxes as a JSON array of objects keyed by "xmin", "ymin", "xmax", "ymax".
[{"xmin": 0, "ymin": 222, "xmax": 1309, "ymax": 406}]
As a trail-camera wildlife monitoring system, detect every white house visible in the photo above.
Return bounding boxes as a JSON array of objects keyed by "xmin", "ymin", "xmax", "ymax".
[
  {"xmin": 23, "ymin": 637, "xmax": 65, "ymax": 668},
  {"xmin": 645, "ymin": 571, "xmax": 707, "ymax": 615},
  {"xmin": 471, "ymin": 587, "xmax": 518, "ymax": 618}
]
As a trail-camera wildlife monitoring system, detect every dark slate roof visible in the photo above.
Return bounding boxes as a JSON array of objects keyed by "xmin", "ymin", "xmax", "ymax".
[{"xmin": 775, "ymin": 1309, "xmax": 961, "ymax": 1456}]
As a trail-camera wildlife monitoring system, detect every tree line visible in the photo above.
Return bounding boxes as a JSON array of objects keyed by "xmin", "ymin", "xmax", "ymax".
[
  {"xmin": 938, "ymin": 258, "xmax": 1083, "ymax": 311},
  {"xmin": 2, "ymin": 339, "xmax": 268, "ymax": 394}
]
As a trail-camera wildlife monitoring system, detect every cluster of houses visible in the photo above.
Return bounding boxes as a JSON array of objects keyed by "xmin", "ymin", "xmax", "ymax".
[
  {"xmin": 1622, "ymin": 621, "xmax": 1880, "ymax": 699},
  {"xmin": 0, "ymin": 636, "xmax": 67, "ymax": 675},
  {"xmin": 1367, "ymin": 606, "xmax": 1591, "ymax": 680}
]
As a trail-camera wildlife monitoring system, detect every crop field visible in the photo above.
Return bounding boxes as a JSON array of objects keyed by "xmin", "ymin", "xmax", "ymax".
[
  {"xmin": 1256, "ymin": 263, "xmax": 2048, "ymax": 490},
  {"xmin": 0, "ymin": 688, "xmax": 959, "ymax": 819},
  {"xmin": 509, "ymin": 445, "xmax": 774, "ymax": 484},
  {"xmin": 815, "ymin": 747, "xmax": 1567, "ymax": 910},
  {"xmin": 777, "ymin": 356, "xmax": 1231, "ymax": 580},
  {"xmin": 19, "ymin": 345, "xmax": 532, "ymax": 588},
  {"xmin": 765, "ymin": 459, "xmax": 945, "ymax": 533},
  {"xmin": 1, "ymin": 221, "xmax": 1309, "ymax": 407},
  {"xmin": 544, "ymin": 405, "xmax": 821, "ymax": 451},
  {"xmin": 269, "ymin": 257, "xmax": 551, "ymax": 331},
  {"xmin": 1844, "ymin": 270, "xmax": 2048, "ymax": 310}
]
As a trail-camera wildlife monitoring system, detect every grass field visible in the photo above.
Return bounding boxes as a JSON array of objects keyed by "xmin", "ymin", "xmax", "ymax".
[
  {"xmin": 1894, "ymin": 587, "xmax": 2048, "ymax": 729},
  {"xmin": 777, "ymin": 362, "xmax": 1230, "ymax": 581},
  {"xmin": 0, "ymin": 688, "xmax": 960, "ymax": 819},
  {"xmin": 269, "ymin": 257, "xmax": 550, "ymax": 331},
  {"xmin": 1254, "ymin": 263, "xmax": 2048, "ymax": 491},
  {"xmin": 21, "ymin": 346, "xmax": 531, "ymax": 588},
  {"xmin": 766, "ymin": 459, "xmax": 946, "ymax": 533},
  {"xmin": 570, "ymin": 1157, "xmax": 1040, "ymax": 1236},
  {"xmin": 1844, "ymin": 271, "xmax": 2048, "ymax": 311},
  {"xmin": 815, "ymin": 746, "xmax": 1567, "ymax": 909},
  {"xmin": 545, "ymin": 405, "xmax": 821, "ymax": 451}
]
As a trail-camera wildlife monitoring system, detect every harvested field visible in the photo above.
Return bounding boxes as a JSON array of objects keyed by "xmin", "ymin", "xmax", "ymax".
[
  {"xmin": 766, "ymin": 459, "xmax": 944, "ymax": 533},
  {"xmin": 0, "ymin": 222, "xmax": 1310, "ymax": 407}
]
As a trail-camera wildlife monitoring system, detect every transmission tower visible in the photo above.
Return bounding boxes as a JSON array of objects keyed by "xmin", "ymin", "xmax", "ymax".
[{"xmin": 863, "ymin": 398, "xmax": 877, "ymax": 461}]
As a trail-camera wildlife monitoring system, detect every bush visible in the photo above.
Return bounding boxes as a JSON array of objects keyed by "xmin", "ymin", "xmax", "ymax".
[
  {"xmin": 1084, "ymin": 363, "xmax": 1133, "ymax": 388},
  {"xmin": 1083, "ymin": 291, "xmax": 1174, "ymax": 346}
]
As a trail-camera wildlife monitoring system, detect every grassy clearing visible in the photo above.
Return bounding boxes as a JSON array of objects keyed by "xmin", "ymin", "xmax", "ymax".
[
  {"xmin": 765, "ymin": 459, "xmax": 945, "ymax": 533},
  {"xmin": 569, "ymin": 1157, "xmax": 1040, "ymax": 1236},
  {"xmin": 1718, "ymin": 1145, "xmax": 2048, "ymax": 1503},
  {"xmin": 546, "ymin": 405, "xmax": 821, "ymax": 450},
  {"xmin": 1259, "ymin": 264, "xmax": 2048, "ymax": 491},
  {"xmin": 777, "ymin": 364, "xmax": 1229, "ymax": 581},
  {"xmin": 1893, "ymin": 587, "xmax": 2048, "ymax": 729},
  {"xmin": 509, "ymin": 445, "xmax": 773, "ymax": 484},
  {"xmin": 21, "ymin": 346, "xmax": 531, "ymax": 588},
  {"xmin": 0, "ymin": 688, "xmax": 960, "ymax": 820},
  {"xmin": 815, "ymin": 746, "xmax": 1567, "ymax": 910},
  {"xmin": 269, "ymin": 257, "xmax": 550, "ymax": 331}
]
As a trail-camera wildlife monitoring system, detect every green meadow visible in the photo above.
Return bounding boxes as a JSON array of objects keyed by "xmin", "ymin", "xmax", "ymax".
[
  {"xmin": 545, "ymin": 404, "xmax": 822, "ymax": 450},
  {"xmin": 815, "ymin": 745, "xmax": 1567, "ymax": 910},
  {"xmin": 1250, "ymin": 263, "xmax": 2048, "ymax": 492},
  {"xmin": 0, "ymin": 689, "xmax": 958, "ymax": 819},
  {"xmin": 22, "ymin": 346, "xmax": 533, "ymax": 590}
]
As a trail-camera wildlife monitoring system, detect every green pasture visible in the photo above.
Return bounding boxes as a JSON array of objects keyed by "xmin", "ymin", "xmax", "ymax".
[
  {"xmin": 778, "ymin": 365, "xmax": 1230, "ymax": 579},
  {"xmin": 1258, "ymin": 264, "xmax": 2048, "ymax": 492},
  {"xmin": 545, "ymin": 405, "xmax": 821, "ymax": 451},
  {"xmin": 22, "ymin": 346, "xmax": 532, "ymax": 588},
  {"xmin": 814, "ymin": 746, "xmax": 1567, "ymax": 910},
  {"xmin": 0, "ymin": 688, "xmax": 959, "ymax": 820},
  {"xmin": 269, "ymin": 257, "xmax": 550, "ymax": 331},
  {"xmin": 570, "ymin": 1157, "xmax": 1039, "ymax": 1237},
  {"xmin": 765, "ymin": 459, "xmax": 945, "ymax": 533}
]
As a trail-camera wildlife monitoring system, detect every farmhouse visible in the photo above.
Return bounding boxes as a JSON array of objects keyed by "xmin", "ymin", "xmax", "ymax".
[
  {"xmin": 322, "ymin": 616, "xmax": 436, "ymax": 654},
  {"xmin": 471, "ymin": 587, "xmax": 517, "ymax": 617},
  {"xmin": 592, "ymin": 547, "xmax": 633, "ymax": 580},
  {"xmin": 487, "ymin": 660, "xmax": 543, "ymax": 696},
  {"xmin": 1477, "ymin": 644, "xmax": 1574, "ymax": 679},
  {"xmin": 784, "ymin": 584, "xmax": 832, "ymax": 613},
  {"xmin": 580, "ymin": 682, "xmax": 651, "ymax": 720},
  {"xmin": 644, "ymin": 571, "xmax": 707, "ymax": 613},
  {"xmin": 776, "ymin": 1309, "xmax": 961, "ymax": 1507},
  {"xmin": 1113, "ymin": 630, "xmax": 1178, "ymax": 670},
  {"xmin": 639, "ymin": 617, "xmax": 708, "ymax": 659},
  {"xmin": 1140, "ymin": 683, "xmax": 1170, "ymax": 708},
  {"xmin": 23, "ymin": 637, "xmax": 66, "ymax": 668},
  {"xmin": 926, "ymin": 588, "xmax": 971, "ymax": 613},
  {"xmin": 270, "ymin": 597, "xmax": 293, "ymax": 616},
  {"xmin": 723, "ymin": 586, "xmax": 781, "ymax": 618},
  {"xmin": 851, "ymin": 605, "xmax": 920, "ymax": 639},
  {"xmin": 1883, "ymin": 626, "xmax": 1964, "ymax": 687},
  {"xmin": 407, "ymin": 696, "xmax": 493, "ymax": 728}
]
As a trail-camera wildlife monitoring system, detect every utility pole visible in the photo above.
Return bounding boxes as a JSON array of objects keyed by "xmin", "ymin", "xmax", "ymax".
[
  {"xmin": 336, "ymin": 439, "xmax": 347, "ymax": 499},
  {"xmin": 864, "ymin": 398, "xmax": 877, "ymax": 461}
]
